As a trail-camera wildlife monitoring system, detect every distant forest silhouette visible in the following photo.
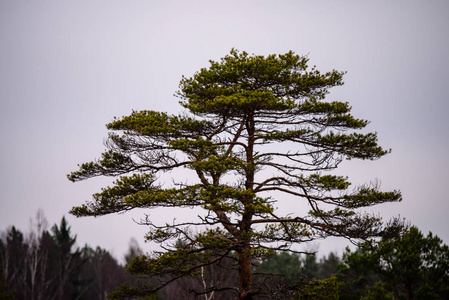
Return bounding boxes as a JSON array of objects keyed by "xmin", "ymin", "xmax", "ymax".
[{"xmin": 1, "ymin": 211, "xmax": 448, "ymax": 299}]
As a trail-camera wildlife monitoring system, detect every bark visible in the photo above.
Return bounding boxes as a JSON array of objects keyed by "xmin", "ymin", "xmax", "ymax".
[
  {"xmin": 238, "ymin": 112, "xmax": 255, "ymax": 300},
  {"xmin": 238, "ymin": 248, "xmax": 253, "ymax": 300}
]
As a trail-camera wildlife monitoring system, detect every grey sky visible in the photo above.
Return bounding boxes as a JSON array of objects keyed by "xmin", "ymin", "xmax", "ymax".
[{"xmin": 1, "ymin": 0, "xmax": 448, "ymax": 261}]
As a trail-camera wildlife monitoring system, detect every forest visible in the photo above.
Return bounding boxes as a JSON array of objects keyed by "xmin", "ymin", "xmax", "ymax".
[{"xmin": 1, "ymin": 212, "xmax": 448, "ymax": 299}]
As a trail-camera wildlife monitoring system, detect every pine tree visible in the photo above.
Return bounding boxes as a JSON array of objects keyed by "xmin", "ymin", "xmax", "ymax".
[{"xmin": 69, "ymin": 49, "xmax": 404, "ymax": 299}]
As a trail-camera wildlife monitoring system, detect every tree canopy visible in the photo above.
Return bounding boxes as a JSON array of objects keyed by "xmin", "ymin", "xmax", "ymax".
[
  {"xmin": 338, "ymin": 226, "xmax": 449, "ymax": 299},
  {"xmin": 0, "ymin": 215, "xmax": 127, "ymax": 300},
  {"xmin": 69, "ymin": 49, "xmax": 404, "ymax": 299}
]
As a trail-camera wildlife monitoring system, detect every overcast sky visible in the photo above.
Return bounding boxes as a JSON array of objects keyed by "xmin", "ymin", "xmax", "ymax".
[{"xmin": 1, "ymin": 0, "xmax": 448, "ymax": 261}]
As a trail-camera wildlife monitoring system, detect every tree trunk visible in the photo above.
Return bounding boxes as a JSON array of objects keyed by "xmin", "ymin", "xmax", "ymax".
[
  {"xmin": 238, "ymin": 249, "xmax": 252, "ymax": 300},
  {"xmin": 238, "ymin": 112, "xmax": 256, "ymax": 300}
]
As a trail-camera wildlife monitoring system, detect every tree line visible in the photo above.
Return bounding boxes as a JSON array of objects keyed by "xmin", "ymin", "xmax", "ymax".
[
  {"xmin": 1, "ymin": 212, "xmax": 447, "ymax": 299},
  {"xmin": 0, "ymin": 211, "xmax": 134, "ymax": 300},
  {"xmin": 155, "ymin": 225, "xmax": 449, "ymax": 299},
  {"xmin": 256, "ymin": 226, "xmax": 449, "ymax": 300}
]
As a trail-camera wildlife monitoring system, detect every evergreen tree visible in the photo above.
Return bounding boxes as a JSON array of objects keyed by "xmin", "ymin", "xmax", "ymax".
[
  {"xmin": 338, "ymin": 226, "xmax": 449, "ymax": 299},
  {"xmin": 1, "ymin": 227, "xmax": 28, "ymax": 299},
  {"xmin": 50, "ymin": 217, "xmax": 85, "ymax": 300},
  {"xmin": 39, "ymin": 229, "xmax": 58, "ymax": 299},
  {"xmin": 124, "ymin": 238, "xmax": 143, "ymax": 264},
  {"xmin": 318, "ymin": 252, "xmax": 341, "ymax": 279},
  {"xmin": 69, "ymin": 49, "xmax": 404, "ymax": 299},
  {"xmin": 257, "ymin": 252, "xmax": 302, "ymax": 284},
  {"xmin": 80, "ymin": 246, "xmax": 127, "ymax": 300},
  {"xmin": 302, "ymin": 254, "xmax": 320, "ymax": 280}
]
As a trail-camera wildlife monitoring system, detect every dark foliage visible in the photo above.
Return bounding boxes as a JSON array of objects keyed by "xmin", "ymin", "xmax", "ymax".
[
  {"xmin": 0, "ymin": 215, "xmax": 128, "ymax": 300},
  {"xmin": 338, "ymin": 226, "xmax": 449, "ymax": 300}
]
